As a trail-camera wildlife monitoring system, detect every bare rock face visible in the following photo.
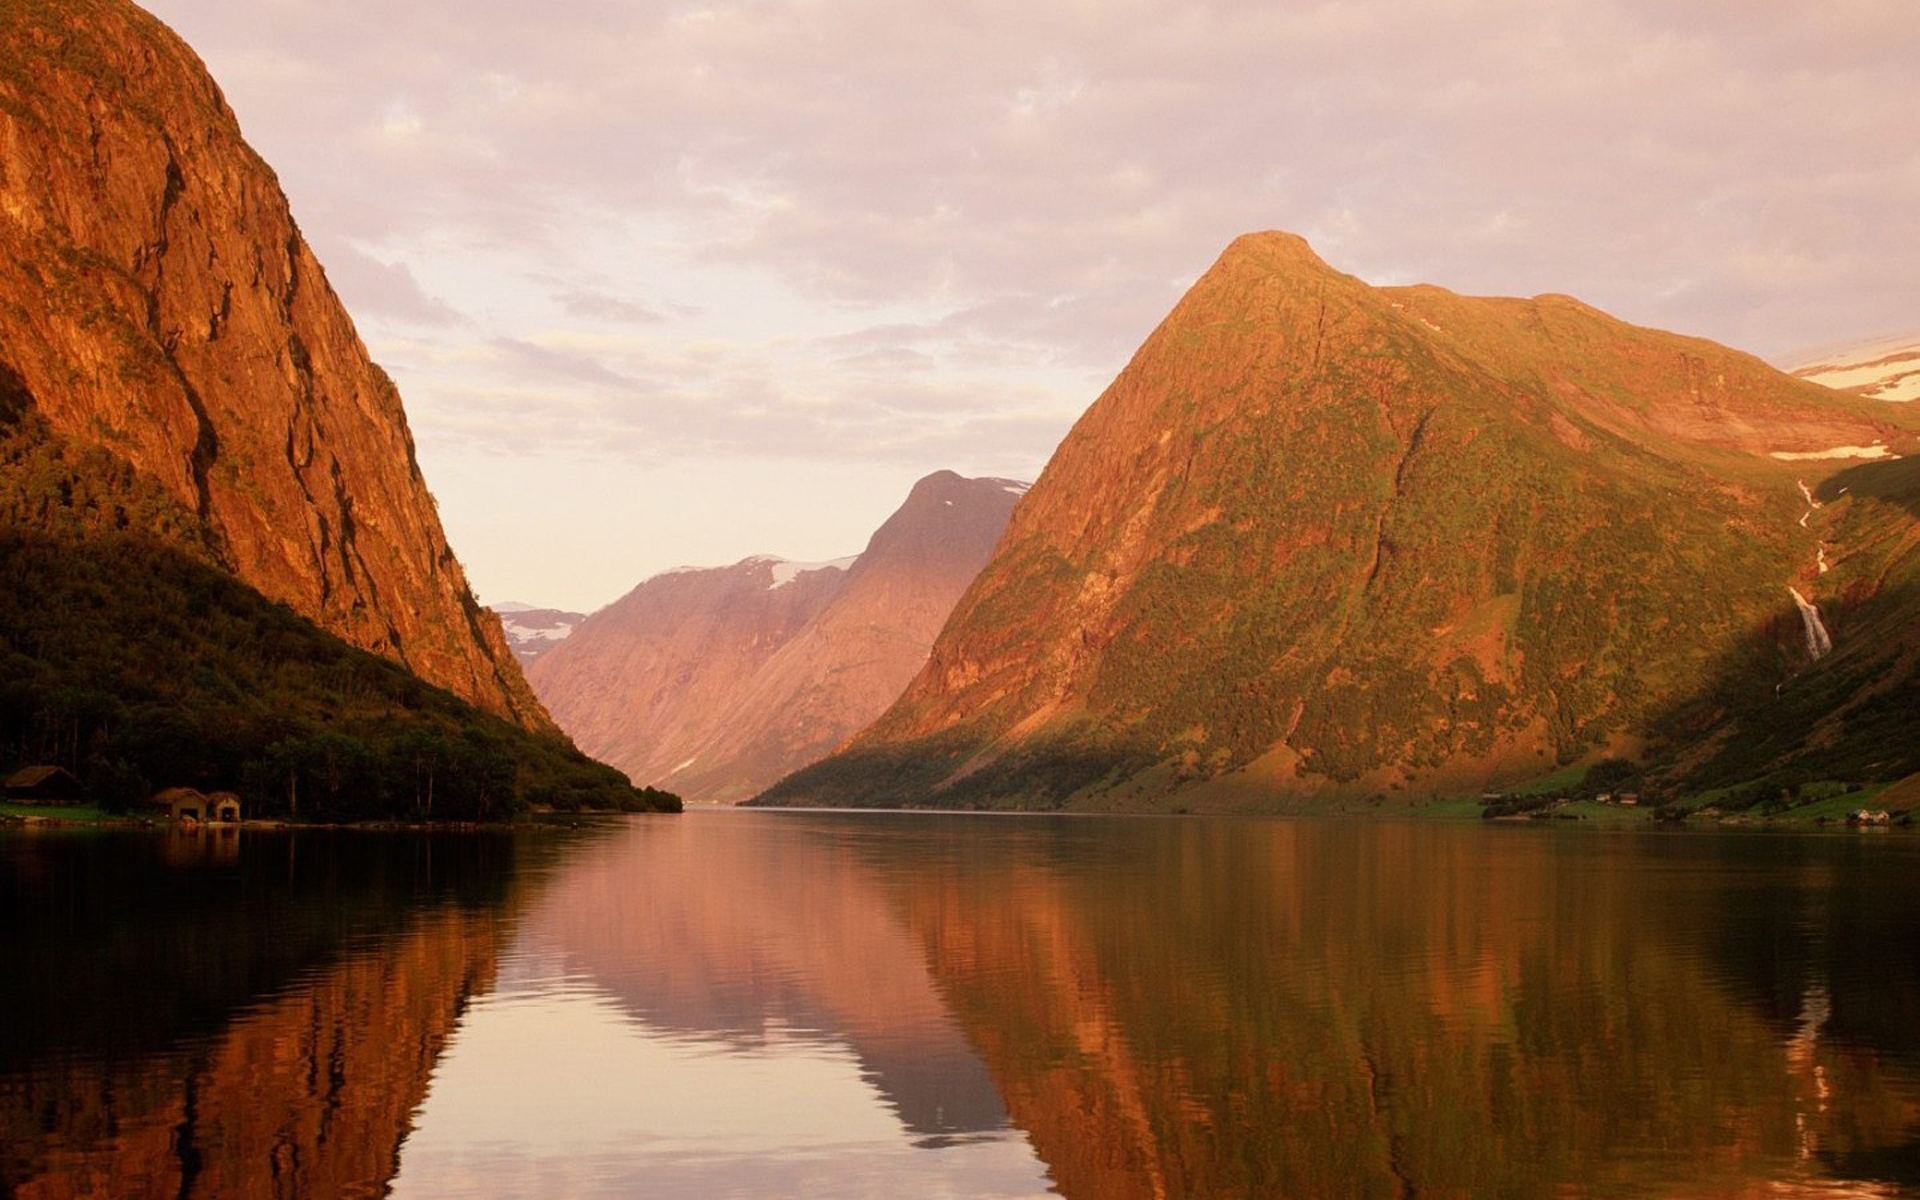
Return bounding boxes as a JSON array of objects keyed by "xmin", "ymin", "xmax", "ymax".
[
  {"xmin": 530, "ymin": 472, "xmax": 1025, "ymax": 802},
  {"xmin": 0, "ymin": 0, "xmax": 545, "ymax": 727},
  {"xmin": 758, "ymin": 233, "xmax": 1920, "ymax": 810}
]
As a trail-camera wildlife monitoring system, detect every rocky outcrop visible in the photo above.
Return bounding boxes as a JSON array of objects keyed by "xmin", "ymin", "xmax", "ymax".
[
  {"xmin": 532, "ymin": 471, "xmax": 1024, "ymax": 802},
  {"xmin": 0, "ymin": 0, "xmax": 544, "ymax": 727},
  {"xmin": 758, "ymin": 233, "xmax": 1920, "ymax": 810}
]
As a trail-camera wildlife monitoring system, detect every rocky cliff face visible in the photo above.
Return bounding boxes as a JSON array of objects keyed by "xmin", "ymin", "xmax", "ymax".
[
  {"xmin": 758, "ymin": 233, "xmax": 1920, "ymax": 810},
  {"xmin": 531, "ymin": 471, "xmax": 1024, "ymax": 802},
  {"xmin": 0, "ymin": 0, "xmax": 543, "ymax": 727}
]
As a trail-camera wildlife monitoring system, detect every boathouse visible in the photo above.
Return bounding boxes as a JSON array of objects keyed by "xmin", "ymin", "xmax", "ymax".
[
  {"xmin": 4, "ymin": 765, "xmax": 83, "ymax": 805},
  {"xmin": 151, "ymin": 787, "xmax": 242, "ymax": 823}
]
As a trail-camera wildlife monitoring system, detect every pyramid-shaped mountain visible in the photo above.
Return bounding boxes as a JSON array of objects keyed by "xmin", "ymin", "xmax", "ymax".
[{"xmin": 757, "ymin": 233, "xmax": 1920, "ymax": 811}]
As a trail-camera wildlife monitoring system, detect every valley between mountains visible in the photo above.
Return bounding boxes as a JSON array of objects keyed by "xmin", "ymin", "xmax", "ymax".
[{"xmin": 517, "ymin": 233, "xmax": 1918, "ymax": 816}]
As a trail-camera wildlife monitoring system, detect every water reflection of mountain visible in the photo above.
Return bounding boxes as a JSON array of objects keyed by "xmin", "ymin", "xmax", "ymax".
[
  {"xmin": 0, "ymin": 829, "xmax": 542, "ymax": 1197},
  {"xmin": 515, "ymin": 817, "xmax": 1013, "ymax": 1144},
  {"xmin": 864, "ymin": 820, "xmax": 1920, "ymax": 1198}
]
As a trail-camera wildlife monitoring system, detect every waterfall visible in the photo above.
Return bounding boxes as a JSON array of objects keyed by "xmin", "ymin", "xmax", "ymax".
[{"xmin": 1788, "ymin": 587, "xmax": 1833, "ymax": 660}]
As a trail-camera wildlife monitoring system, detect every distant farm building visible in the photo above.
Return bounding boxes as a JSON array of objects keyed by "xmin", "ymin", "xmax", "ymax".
[{"xmin": 4, "ymin": 766, "xmax": 83, "ymax": 804}]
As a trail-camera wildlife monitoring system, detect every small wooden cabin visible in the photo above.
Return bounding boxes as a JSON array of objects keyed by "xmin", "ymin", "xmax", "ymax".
[{"xmin": 4, "ymin": 766, "xmax": 83, "ymax": 805}]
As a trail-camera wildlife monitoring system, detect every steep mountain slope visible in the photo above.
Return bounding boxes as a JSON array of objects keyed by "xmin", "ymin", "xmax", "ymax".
[
  {"xmin": 1787, "ymin": 334, "xmax": 1920, "ymax": 403},
  {"xmin": 493, "ymin": 603, "xmax": 586, "ymax": 665},
  {"xmin": 0, "ymin": 0, "xmax": 540, "ymax": 726},
  {"xmin": 0, "ymin": 2, "xmax": 672, "ymax": 815},
  {"xmin": 756, "ymin": 233, "xmax": 1919, "ymax": 811},
  {"xmin": 531, "ymin": 472, "xmax": 1024, "ymax": 802}
]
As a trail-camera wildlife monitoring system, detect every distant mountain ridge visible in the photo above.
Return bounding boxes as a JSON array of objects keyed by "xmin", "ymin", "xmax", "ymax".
[
  {"xmin": 530, "ymin": 472, "xmax": 1025, "ymax": 803},
  {"xmin": 756, "ymin": 233, "xmax": 1920, "ymax": 812}
]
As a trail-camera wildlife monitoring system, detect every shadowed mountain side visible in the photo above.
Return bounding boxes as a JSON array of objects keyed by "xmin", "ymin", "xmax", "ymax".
[
  {"xmin": 0, "ymin": 831, "xmax": 552, "ymax": 1196},
  {"xmin": 509, "ymin": 819, "xmax": 1012, "ymax": 1142},
  {"xmin": 879, "ymin": 819, "xmax": 1920, "ymax": 1196},
  {"xmin": 1819, "ymin": 454, "xmax": 1920, "ymax": 518},
  {"xmin": 0, "ymin": 518, "xmax": 665, "ymax": 820},
  {"xmin": 533, "ymin": 472, "xmax": 1023, "ymax": 803},
  {"xmin": 758, "ymin": 233, "xmax": 1920, "ymax": 811},
  {"xmin": 0, "ymin": 1, "xmax": 543, "ymax": 727},
  {"xmin": 1645, "ymin": 456, "xmax": 1920, "ymax": 798}
]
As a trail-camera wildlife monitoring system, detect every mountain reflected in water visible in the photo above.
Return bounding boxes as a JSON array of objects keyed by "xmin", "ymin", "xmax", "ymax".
[
  {"xmin": 865, "ymin": 817, "xmax": 1920, "ymax": 1196},
  {"xmin": 511, "ymin": 812, "xmax": 1014, "ymax": 1142},
  {"xmin": 6, "ymin": 815, "xmax": 1920, "ymax": 1196},
  {"xmin": 0, "ymin": 827, "xmax": 549, "ymax": 1197}
]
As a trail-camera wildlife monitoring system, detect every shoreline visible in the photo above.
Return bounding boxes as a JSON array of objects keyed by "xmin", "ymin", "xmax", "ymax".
[{"xmin": 0, "ymin": 808, "xmax": 647, "ymax": 833}]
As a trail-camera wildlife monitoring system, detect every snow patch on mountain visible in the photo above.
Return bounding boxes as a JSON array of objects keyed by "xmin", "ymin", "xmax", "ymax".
[
  {"xmin": 1769, "ymin": 444, "xmax": 1893, "ymax": 461},
  {"xmin": 1784, "ymin": 333, "xmax": 1920, "ymax": 403},
  {"xmin": 769, "ymin": 556, "xmax": 858, "ymax": 589},
  {"xmin": 503, "ymin": 621, "xmax": 576, "ymax": 644},
  {"xmin": 492, "ymin": 603, "xmax": 587, "ymax": 664}
]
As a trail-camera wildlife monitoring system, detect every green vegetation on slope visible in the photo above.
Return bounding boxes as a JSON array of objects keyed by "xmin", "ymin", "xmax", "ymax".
[{"xmin": 0, "ymin": 386, "xmax": 678, "ymax": 821}]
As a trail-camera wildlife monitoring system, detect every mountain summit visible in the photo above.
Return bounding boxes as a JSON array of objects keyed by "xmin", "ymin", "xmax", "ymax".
[
  {"xmin": 531, "ymin": 471, "xmax": 1026, "ymax": 802},
  {"xmin": 757, "ymin": 233, "xmax": 1920, "ymax": 811}
]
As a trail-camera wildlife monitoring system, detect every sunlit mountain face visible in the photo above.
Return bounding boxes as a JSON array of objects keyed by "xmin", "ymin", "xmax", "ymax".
[{"xmin": 760, "ymin": 234, "xmax": 1920, "ymax": 813}]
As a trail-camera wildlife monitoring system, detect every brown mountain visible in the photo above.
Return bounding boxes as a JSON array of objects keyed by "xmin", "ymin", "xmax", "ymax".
[
  {"xmin": 0, "ymin": 0, "xmax": 540, "ymax": 727},
  {"xmin": 757, "ymin": 233, "xmax": 1920, "ymax": 811},
  {"xmin": 531, "ymin": 471, "xmax": 1025, "ymax": 803}
]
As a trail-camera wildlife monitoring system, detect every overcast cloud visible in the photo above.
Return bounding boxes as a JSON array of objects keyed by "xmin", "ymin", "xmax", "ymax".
[{"xmin": 141, "ymin": 0, "xmax": 1920, "ymax": 609}]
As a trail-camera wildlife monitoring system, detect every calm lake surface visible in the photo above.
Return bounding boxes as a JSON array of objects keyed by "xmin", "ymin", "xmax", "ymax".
[{"xmin": 4, "ymin": 811, "xmax": 1920, "ymax": 1197}]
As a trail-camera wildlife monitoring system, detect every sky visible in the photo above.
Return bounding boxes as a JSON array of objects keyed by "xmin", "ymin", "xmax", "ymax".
[{"xmin": 140, "ymin": 0, "xmax": 1920, "ymax": 613}]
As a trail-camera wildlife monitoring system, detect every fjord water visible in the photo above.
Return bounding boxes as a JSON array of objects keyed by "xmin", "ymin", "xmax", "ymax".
[{"xmin": 4, "ymin": 815, "xmax": 1919, "ymax": 1196}]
